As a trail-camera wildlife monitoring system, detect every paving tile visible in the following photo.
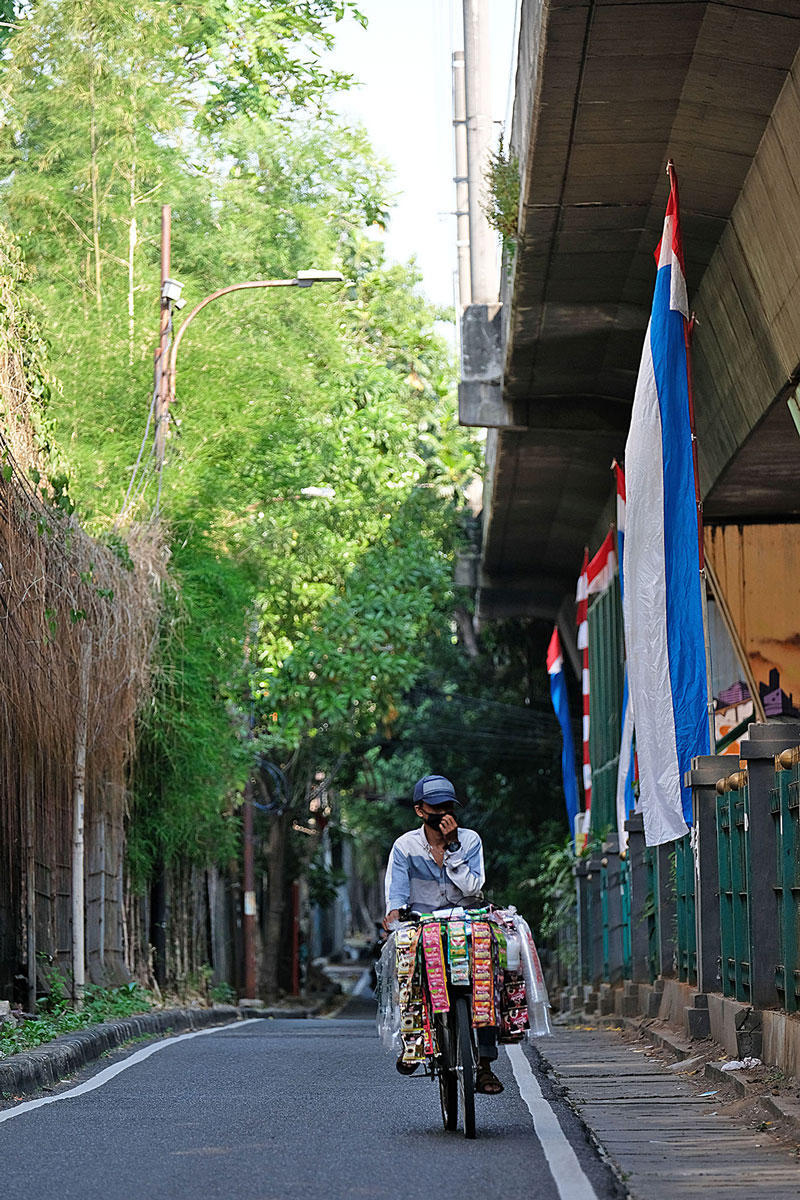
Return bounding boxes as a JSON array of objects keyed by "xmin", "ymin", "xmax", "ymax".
[{"xmin": 539, "ymin": 1029, "xmax": 800, "ymax": 1199}]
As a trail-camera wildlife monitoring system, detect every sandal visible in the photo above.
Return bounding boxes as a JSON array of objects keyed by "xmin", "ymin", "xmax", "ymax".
[{"xmin": 476, "ymin": 1066, "xmax": 504, "ymax": 1094}]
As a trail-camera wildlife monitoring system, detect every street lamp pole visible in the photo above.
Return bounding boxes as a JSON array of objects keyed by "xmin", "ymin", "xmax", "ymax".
[
  {"xmin": 242, "ymin": 773, "xmax": 257, "ymax": 1001},
  {"xmin": 154, "ymin": 206, "xmax": 172, "ymax": 469},
  {"xmin": 157, "ymin": 270, "xmax": 343, "ymax": 468}
]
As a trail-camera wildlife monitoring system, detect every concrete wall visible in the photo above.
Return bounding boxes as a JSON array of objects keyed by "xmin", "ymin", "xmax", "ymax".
[{"xmin": 693, "ymin": 41, "xmax": 800, "ymax": 497}]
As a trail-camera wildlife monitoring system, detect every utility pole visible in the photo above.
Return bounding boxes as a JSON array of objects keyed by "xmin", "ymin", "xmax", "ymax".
[
  {"xmin": 72, "ymin": 629, "xmax": 92, "ymax": 1010},
  {"xmin": 154, "ymin": 205, "xmax": 171, "ymax": 469},
  {"xmin": 25, "ymin": 766, "xmax": 36, "ymax": 1014},
  {"xmin": 291, "ymin": 881, "xmax": 300, "ymax": 996},
  {"xmin": 452, "ymin": 50, "xmax": 472, "ymax": 310},
  {"xmin": 242, "ymin": 776, "xmax": 257, "ymax": 1000},
  {"xmin": 462, "ymin": 0, "xmax": 496, "ymax": 305}
]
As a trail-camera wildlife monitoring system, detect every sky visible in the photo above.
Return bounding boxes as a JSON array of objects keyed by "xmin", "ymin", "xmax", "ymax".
[{"xmin": 327, "ymin": 0, "xmax": 519, "ymax": 312}]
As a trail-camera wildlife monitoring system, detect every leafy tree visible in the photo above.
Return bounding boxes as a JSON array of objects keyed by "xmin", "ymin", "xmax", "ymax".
[
  {"xmin": 338, "ymin": 616, "xmax": 571, "ymax": 935},
  {"xmin": 0, "ymin": 0, "xmax": 522, "ymax": 998}
]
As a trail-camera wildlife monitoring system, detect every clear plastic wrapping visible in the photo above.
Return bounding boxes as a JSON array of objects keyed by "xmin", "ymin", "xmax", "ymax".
[
  {"xmin": 508, "ymin": 912, "xmax": 552, "ymax": 1038},
  {"xmin": 375, "ymin": 931, "xmax": 403, "ymax": 1054}
]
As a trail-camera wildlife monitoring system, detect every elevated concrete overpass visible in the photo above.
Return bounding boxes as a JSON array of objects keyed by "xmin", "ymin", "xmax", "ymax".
[{"xmin": 462, "ymin": 0, "xmax": 800, "ymax": 628}]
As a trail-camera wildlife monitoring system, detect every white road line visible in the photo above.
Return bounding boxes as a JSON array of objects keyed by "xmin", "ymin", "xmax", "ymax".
[
  {"xmin": 0, "ymin": 1018, "xmax": 262, "ymax": 1126},
  {"xmin": 505, "ymin": 1044, "xmax": 598, "ymax": 1200}
]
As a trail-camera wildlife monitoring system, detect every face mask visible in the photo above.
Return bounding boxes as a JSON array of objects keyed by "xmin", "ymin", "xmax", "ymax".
[{"xmin": 424, "ymin": 812, "xmax": 448, "ymax": 830}]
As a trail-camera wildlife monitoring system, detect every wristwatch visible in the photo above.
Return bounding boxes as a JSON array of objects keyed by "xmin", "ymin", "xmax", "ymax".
[{"xmin": 444, "ymin": 839, "xmax": 461, "ymax": 853}]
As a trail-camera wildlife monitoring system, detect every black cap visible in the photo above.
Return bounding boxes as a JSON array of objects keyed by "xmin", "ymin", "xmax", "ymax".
[{"xmin": 412, "ymin": 774, "xmax": 461, "ymax": 807}]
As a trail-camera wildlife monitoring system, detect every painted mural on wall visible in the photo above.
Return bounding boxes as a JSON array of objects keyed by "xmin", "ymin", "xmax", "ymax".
[{"xmin": 706, "ymin": 524, "xmax": 800, "ymax": 737}]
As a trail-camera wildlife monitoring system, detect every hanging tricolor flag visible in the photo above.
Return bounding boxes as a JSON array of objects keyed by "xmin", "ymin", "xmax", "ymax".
[
  {"xmin": 576, "ymin": 550, "xmax": 591, "ymax": 818},
  {"xmin": 622, "ymin": 165, "xmax": 710, "ymax": 847},
  {"xmin": 587, "ymin": 530, "xmax": 617, "ymax": 596},
  {"xmin": 613, "ymin": 461, "xmax": 636, "ymax": 850},
  {"xmin": 612, "ymin": 461, "xmax": 626, "ymax": 603},
  {"xmin": 546, "ymin": 627, "xmax": 580, "ymax": 835}
]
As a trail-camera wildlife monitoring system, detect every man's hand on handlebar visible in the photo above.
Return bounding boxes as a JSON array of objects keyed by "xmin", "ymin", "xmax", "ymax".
[{"xmin": 382, "ymin": 909, "xmax": 400, "ymax": 931}]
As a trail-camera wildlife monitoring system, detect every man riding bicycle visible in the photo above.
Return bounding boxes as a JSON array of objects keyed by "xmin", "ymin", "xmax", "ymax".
[{"xmin": 382, "ymin": 774, "xmax": 504, "ymax": 1095}]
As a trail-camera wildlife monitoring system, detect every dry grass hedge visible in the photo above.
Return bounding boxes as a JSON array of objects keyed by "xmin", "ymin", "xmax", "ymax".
[{"xmin": 0, "ymin": 226, "xmax": 163, "ymax": 989}]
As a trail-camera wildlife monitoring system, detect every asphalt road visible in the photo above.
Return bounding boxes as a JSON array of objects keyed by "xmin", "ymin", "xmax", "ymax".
[{"xmin": 0, "ymin": 1006, "xmax": 625, "ymax": 1200}]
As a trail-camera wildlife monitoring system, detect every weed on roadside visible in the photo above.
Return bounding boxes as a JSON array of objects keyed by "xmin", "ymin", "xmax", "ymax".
[{"xmin": 0, "ymin": 980, "xmax": 153, "ymax": 1058}]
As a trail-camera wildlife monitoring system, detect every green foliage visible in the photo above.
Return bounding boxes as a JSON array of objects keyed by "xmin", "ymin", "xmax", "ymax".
[
  {"xmin": 208, "ymin": 980, "xmax": 236, "ymax": 1005},
  {"xmin": 339, "ymin": 616, "xmax": 568, "ymax": 931},
  {"xmin": 260, "ymin": 489, "xmax": 459, "ymax": 755},
  {"xmin": 0, "ymin": 225, "xmax": 71, "ymax": 489},
  {"xmin": 526, "ymin": 831, "xmax": 577, "ymax": 950},
  {"xmin": 0, "ymin": 981, "xmax": 153, "ymax": 1058},
  {"xmin": 0, "ymin": 0, "xmax": 480, "ymax": 890},
  {"xmin": 126, "ymin": 549, "xmax": 250, "ymax": 883},
  {"xmin": 0, "ymin": 0, "xmax": 18, "ymax": 49},
  {"xmin": 307, "ymin": 851, "xmax": 348, "ymax": 909},
  {"xmin": 482, "ymin": 135, "xmax": 520, "ymax": 256}
]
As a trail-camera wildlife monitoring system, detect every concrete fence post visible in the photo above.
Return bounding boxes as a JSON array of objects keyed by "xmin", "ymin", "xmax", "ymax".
[
  {"xmin": 575, "ymin": 860, "xmax": 590, "ymax": 987},
  {"xmin": 587, "ymin": 856, "xmax": 604, "ymax": 988},
  {"xmin": 625, "ymin": 813, "xmax": 649, "ymax": 983},
  {"xmin": 601, "ymin": 835, "xmax": 624, "ymax": 985}
]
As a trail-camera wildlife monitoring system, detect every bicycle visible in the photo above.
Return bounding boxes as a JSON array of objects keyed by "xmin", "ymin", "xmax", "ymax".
[
  {"xmin": 396, "ymin": 907, "xmax": 479, "ymax": 1139},
  {"xmin": 380, "ymin": 904, "xmax": 546, "ymax": 1140}
]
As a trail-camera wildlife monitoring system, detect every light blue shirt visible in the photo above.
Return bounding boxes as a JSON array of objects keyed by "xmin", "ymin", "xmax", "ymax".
[{"xmin": 384, "ymin": 825, "xmax": 485, "ymax": 914}]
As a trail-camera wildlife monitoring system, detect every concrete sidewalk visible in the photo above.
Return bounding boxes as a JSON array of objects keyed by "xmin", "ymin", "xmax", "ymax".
[{"xmin": 538, "ymin": 1026, "xmax": 800, "ymax": 1198}]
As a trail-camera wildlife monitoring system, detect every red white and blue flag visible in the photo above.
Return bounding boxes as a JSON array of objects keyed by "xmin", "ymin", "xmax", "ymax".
[
  {"xmin": 622, "ymin": 167, "xmax": 710, "ymax": 846},
  {"xmin": 546, "ymin": 627, "xmax": 580, "ymax": 835},
  {"xmin": 613, "ymin": 462, "xmax": 636, "ymax": 849},
  {"xmin": 587, "ymin": 531, "xmax": 617, "ymax": 598},
  {"xmin": 576, "ymin": 550, "xmax": 591, "ymax": 816}
]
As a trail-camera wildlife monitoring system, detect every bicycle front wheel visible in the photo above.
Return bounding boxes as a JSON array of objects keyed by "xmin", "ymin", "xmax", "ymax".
[
  {"xmin": 436, "ymin": 1013, "xmax": 458, "ymax": 1131},
  {"xmin": 455, "ymin": 996, "xmax": 476, "ymax": 1139}
]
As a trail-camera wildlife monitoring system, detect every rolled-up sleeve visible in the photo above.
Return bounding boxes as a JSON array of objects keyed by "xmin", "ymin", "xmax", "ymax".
[
  {"xmin": 444, "ymin": 833, "xmax": 484, "ymax": 898},
  {"xmin": 385, "ymin": 840, "xmax": 410, "ymax": 913}
]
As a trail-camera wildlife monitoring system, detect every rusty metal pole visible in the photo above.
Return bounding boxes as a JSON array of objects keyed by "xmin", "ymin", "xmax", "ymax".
[
  {"xmin": 291, "ymin": 880, "xmax": 300, "ymax": 996},
  {"xmin": 155, "ymin": 205, "xmax": 171, "ymax": 469},
  {"xmin": 25, "ymin": 766, "xmax": 36, "ymax": 1014},
  {"xmin": 242, "ymin": 779, "xmax": 256, "ymax": 999},
  {"xmin": 71, "ymin": 629, "xmax": 92, "ymax": 1010}
]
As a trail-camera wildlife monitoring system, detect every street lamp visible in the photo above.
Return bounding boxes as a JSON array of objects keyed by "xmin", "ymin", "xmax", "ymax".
[
  {"xmin": 166, "ymin": 271, "xmax": 344, "ymax": 412},
  {"xmin": 154, "ymin": 216, "xmax": 345, "ymax": 463}
]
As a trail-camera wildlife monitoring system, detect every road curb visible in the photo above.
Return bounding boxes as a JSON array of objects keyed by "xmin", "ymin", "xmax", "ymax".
[{"xmin": 0, "ymin": 1004, "xmax": 242, "ymax": 1102}]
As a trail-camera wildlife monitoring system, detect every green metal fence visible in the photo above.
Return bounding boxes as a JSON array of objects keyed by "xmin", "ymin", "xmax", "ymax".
[
  {"xmin": 645, "ymin": 845, "xmax": 659, "ymax": 983},
  {"xmin": 716, "ymin": 770, "xmax": 752, "ymax": 1002},
  {"xmin": 620, "ymin": 850, "xmax": 632, "ymax": 981},
  {"xmin": 772, "ymin": 749, "xmax": 800, "ymax": 1012},
  {"xmin": 587, "ymin": 578, "xmax": 624, "ymax": 837},
  {"xmin": 570, "ymin": 717, "xmax": 800, "ymax": 1009},
  {"xmin": 675, "ymin": 834, "xmax": 696, "ymax": 984}
]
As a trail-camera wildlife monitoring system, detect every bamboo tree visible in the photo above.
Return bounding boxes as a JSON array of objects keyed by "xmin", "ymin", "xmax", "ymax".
[{"xmin": 0, "ymin": 0, "xmax": 482, "ymax": 996}]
